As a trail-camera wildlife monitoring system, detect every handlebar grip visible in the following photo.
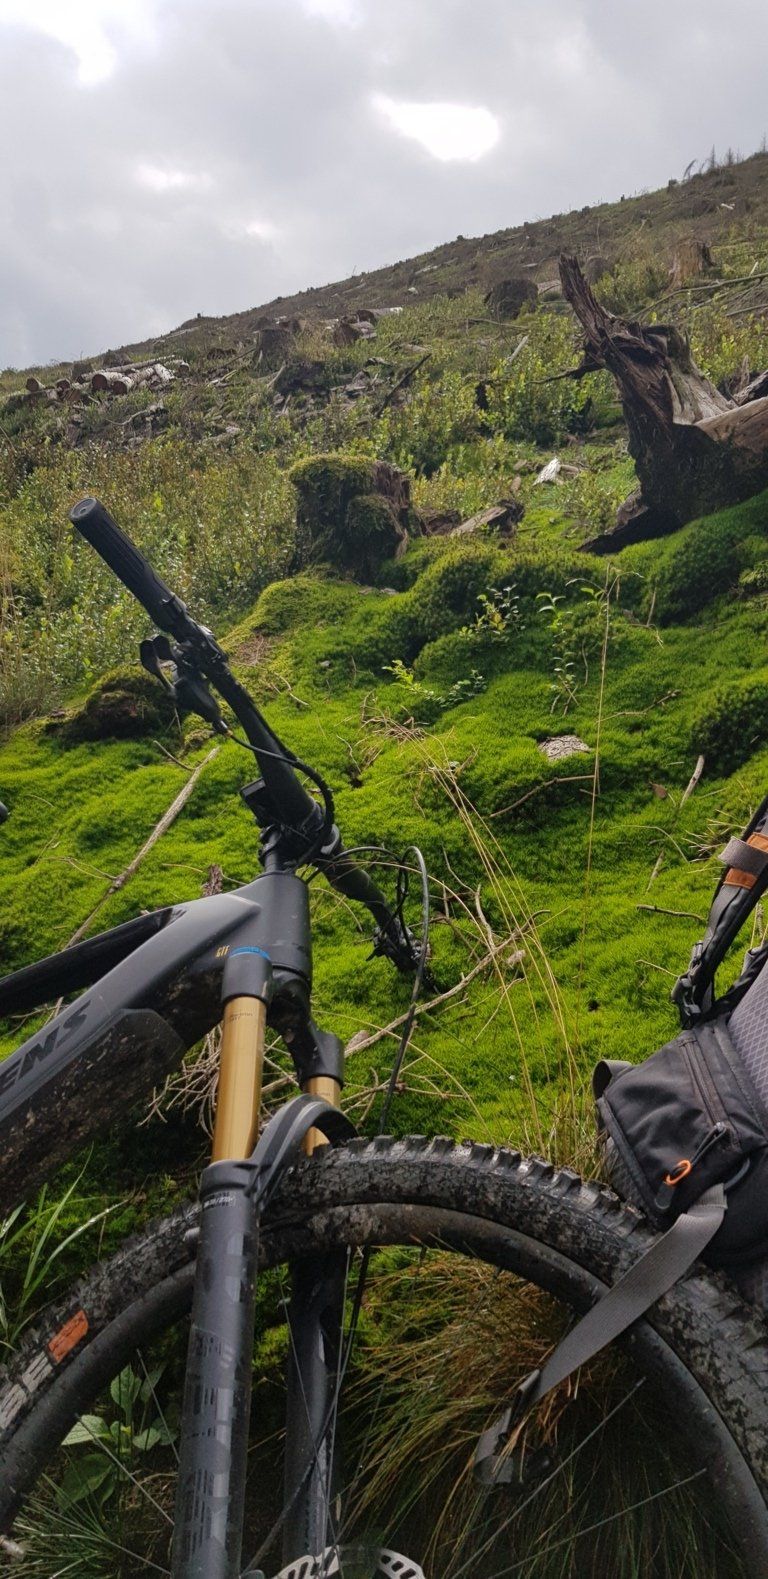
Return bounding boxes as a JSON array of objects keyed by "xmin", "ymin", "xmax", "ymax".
[{"xmin": 69, "ymin": 497, "xmax": 186, "ymax": 634}]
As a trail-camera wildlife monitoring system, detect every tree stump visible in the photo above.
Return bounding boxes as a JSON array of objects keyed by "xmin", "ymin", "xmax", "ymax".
[
  {"xmin": 559, "ymin": 254, "xmax": 768, "ymax": 551},
  {"xmin": 288, "ymin": 453, "xmax": 414, "ymax": 579},
  {"xmin": 484, "ymin": 277, "xmax": 538, "ymax": 319}
]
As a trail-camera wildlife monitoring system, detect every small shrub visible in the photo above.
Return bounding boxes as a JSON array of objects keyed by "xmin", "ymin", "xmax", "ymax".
[
  {"xmin": 382, "ymin": 657, "xmax": 486, "ymax": 724},
  {"xmin": 739, "ymin": 564, "xmax": 768, "ymax": 597},
  {"xmin": 595, "ymin": 255, "xmax": 669, "ymax": 315},
  {"xmin": 376, "ymin": 371, "xmax": 479, "ymax": 476},
  {"xmin": 485, "ymin": 316, "xmax": 604, "ymax": 445}
]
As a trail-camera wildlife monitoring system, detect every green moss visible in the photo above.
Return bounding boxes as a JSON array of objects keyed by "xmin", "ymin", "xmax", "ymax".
[
  {"xmin": 343, "ymin": 493, "xmax": 403, "ymax": 578},
  {"xmin": 691, "ymin": 674, "xmax": 768, "ymax": 774},
  {"xmin": 288, "ymin": 452, "xmax": 410, "ymax": 580},
  {"xmin": 56, "ymin": 667, "xmax": 178, "ymax": 743},
  {"xmin": 622, "ymin": 489, "xmax": 768, "ymax": 623},
  {"xmin": 252, "ymin": 574, "xmax": 362, "ymax": 635},
  {"xmin": 288, "ymin": 452, "xmax": 377, "ymax": 530},
  {"xmin": 12, "ymin": 241, "xmax": 768, "ymax": 1387}
]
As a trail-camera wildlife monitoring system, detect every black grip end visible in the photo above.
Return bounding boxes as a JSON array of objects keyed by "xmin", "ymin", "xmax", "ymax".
[
  {"xmin": 68, "ymin": 495, "xmax": 184, "ymax": 632},
  {"xmin": 69, "ymin": 496, "xmax": 99, "ymax": 525}
]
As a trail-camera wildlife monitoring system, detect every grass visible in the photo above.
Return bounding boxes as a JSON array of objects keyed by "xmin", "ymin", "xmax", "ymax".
[{"xmin": 5, "ymin": 173, "xmax": 768, "ymax": 1570}]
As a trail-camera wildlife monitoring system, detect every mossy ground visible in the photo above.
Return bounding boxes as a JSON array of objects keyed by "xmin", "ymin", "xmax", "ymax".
[
  {"xmin": 4, "ymin": 228, "xmax": 768, "ymax": 1325},
  {"xmin": 4, "ymin": 490, "xmax": 768, "ymax": 1303}
]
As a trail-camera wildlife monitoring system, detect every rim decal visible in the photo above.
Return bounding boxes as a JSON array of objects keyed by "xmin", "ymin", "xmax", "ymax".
[{"xmin": 48, "ymin": 1308, "xmax": 89, "ymax": 1363}]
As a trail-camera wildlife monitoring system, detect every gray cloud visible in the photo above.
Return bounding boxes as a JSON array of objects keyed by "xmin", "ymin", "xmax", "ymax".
[{"xmin": 1, "ymin": 0, "xmax": 767, "ymax": 366}]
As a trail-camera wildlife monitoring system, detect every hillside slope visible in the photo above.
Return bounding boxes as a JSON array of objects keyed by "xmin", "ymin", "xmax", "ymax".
[
  {"xmin": 4, "ymin": 152, "xmax": 768, "ymax": 1575},
  {"xmin": 130, "ymin": 148, "xmax": 768, "ymax": 356},
  {"xmin": 3, "ymin": 152, "xmax": 768, "ymax": 1406}
]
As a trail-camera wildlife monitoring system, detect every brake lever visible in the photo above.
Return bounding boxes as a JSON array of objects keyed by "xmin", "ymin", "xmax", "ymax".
[
  {"xmin": 139, "ymin": 635, "xmax": 174, "ymax": 690},
  {"xmin": 139, "ymin": 635, "xmax": 229, "ymax": 733}
]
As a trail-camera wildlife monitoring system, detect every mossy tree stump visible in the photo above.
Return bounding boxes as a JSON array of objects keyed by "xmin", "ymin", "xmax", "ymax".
[{"xmin": 289, "ymin": 452, "xmax": 414, "ymax": 579}]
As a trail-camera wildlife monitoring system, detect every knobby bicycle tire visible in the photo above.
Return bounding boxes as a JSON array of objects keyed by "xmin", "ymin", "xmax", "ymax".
[{"xmin": 1, "ymin": 1138, "xmax": 767, "ymax": 1578}]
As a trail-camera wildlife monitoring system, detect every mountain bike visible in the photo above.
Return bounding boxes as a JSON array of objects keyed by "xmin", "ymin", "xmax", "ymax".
[{"xmin": 0, "ymin": 499, "xmax": 767, "ymax": 1579}]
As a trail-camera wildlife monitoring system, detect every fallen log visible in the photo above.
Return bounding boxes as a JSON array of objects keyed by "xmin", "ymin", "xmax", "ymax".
[{"xmin": 558, "ymin": 254, "xmax": 768, "ymax": 551}]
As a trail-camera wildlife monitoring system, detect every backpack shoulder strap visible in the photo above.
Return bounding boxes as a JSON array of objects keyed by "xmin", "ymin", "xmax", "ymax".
[
  {"xmin": 474, "ymin": 1185, "xmax": 726, "ymax": 1485},
  {"xmin": 673, "ymin": 792, "xmax": 768, "ymax": 1028}
]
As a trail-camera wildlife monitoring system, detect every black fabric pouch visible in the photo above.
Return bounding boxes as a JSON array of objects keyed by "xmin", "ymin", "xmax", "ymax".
[{"xmin": 594, "ymin": 1015, "xmax": 768, "ymax": 1268}]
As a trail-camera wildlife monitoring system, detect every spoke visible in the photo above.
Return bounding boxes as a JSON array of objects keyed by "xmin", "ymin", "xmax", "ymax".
[
  {"xmin": 450, "ymin": 1378, "xmax": 647, "ymax": 1579},
  {"xmin": 483, "ymin": 1466, "xmax": 709, "ymax": 1579}
]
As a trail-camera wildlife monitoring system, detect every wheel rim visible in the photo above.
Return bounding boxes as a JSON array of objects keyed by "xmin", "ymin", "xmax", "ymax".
[{"xmin": 2, "ymin": 1198, "xmax": 760, "ymax": 1579}]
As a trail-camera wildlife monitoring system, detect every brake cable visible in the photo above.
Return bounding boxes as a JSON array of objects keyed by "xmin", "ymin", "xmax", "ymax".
[{"xmin": 378, "ymin": 845, "xmax": 431, "ymax": 1133}]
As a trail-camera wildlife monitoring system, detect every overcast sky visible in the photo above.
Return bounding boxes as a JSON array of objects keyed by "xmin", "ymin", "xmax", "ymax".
[{"xmin": 2, "ymin": 0, "xmax": 768, "ymax": 368}]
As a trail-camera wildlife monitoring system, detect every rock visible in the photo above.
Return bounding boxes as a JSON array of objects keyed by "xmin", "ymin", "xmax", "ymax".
[
  {"xmin": 484, "ymin": 277, "xmax": 539, "ymax": 319},
  {"xmin": 538, "ymin": 735, "xmax": 591, "ymax": 761},
  {"xmin": 534, "ymin": 457, "xmax": 562, "ymax": 485}
]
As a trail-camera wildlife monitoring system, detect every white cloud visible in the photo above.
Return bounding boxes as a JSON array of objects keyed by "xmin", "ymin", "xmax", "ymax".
[
  {"xmin": 0, "ymin": 0, "xmax": 152, "ymax": 84},
  {"xmin": 303, "ymin": 0, "xmax": 360, "ymax": 24},
  {"xmin": 373, "ymin": 94, "xmax": 500, "ymax": 162},
  {"xmin": 1, "ymin": 0, "xmax": 768, "ymax": 365},
  {"xmin": 244, "ymin": 218, "xmax": 281, "ymax": 241},
  {"xmin": 135, "ymin": 164, "xmax": 212, "ymax": 193}
]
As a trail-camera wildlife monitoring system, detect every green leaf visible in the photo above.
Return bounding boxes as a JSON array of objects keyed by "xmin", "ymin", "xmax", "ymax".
[
  {"xmin": 62, "ymin": 1414, "xmax": 109, "ymax": 1445},
  {"xmin": 110, "ymin": 1366, "xmax": 141, "ymax": 1412},
  {"xmin": 59, "ymin": 1453, "xmax": 114, "ymax": 1507},
  {"xmin": 138, "ymin": 1363, "xmax": 165, "ymax": 1403}
]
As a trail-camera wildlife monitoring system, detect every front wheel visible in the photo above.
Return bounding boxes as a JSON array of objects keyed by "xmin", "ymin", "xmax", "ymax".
[{"xmin": 1, "ymin": 1138, "xmax": 767, "ymax": 1578}]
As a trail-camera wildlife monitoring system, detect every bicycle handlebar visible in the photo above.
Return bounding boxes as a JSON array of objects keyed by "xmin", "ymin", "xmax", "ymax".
[
  {"xmin": 70, "ymin": 498, "xmax": 192, "ymax": 640},
  {"xmin": 68, "ymin": 497, "xmax": 422, "ymax": 972}
]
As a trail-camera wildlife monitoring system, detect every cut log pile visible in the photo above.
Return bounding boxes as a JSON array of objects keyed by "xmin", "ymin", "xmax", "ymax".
[{"xmin": 18, "ymin": 359, "xmax": 187, "ymax": 409}]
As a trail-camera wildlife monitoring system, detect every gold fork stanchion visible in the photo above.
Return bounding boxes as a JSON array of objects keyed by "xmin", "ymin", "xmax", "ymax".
[
  {"xmin": 303, "ymin": 1075, "xmax": 340, "ymax": 1155},
  {"xmin": 212, "ymin": 995, "xmax": 267, "ymax": 1162}
]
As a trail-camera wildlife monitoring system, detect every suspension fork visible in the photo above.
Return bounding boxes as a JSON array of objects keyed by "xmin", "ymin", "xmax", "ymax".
[
  {"xmin": 281, "ymin": 1075, "xmax": 347, "ymax": 1567},
  {"xmin": 171, "ymin": 946, "xmax": 272, "ymax": 1579}
]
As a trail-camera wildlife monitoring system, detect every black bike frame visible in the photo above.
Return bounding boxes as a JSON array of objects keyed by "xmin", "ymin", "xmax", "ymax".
[
  {"xmin": 0, "ymin": 497, "xmax": 419, "ymax": 1576},
  {"xmin": 0, "ymin": 861, "xmax": 352, "ymax": 1576},
  {"xmin": 0, "ymin": 874, "xmax": 307, "ymax": 1212}
]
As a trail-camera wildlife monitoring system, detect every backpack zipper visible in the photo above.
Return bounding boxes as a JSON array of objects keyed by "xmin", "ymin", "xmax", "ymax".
[{"xmin": 654, "ymin": 1122, "xmax": 729, "ymax": 1211}]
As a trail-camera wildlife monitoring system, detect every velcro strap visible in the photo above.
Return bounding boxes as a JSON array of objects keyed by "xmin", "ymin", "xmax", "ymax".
[
  {"xmin": 474, "ymin": 1184, "xmax": 726, "ymax": 1485},
  {"xmin": 720, "ymin": 836, "xmax": 768, "ymax": 882}
]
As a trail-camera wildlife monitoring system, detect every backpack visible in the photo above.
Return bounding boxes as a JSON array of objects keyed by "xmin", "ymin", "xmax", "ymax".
[{"xmin": 476, "ymin": 797, "xmax": 768, "ymax": 1472}]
